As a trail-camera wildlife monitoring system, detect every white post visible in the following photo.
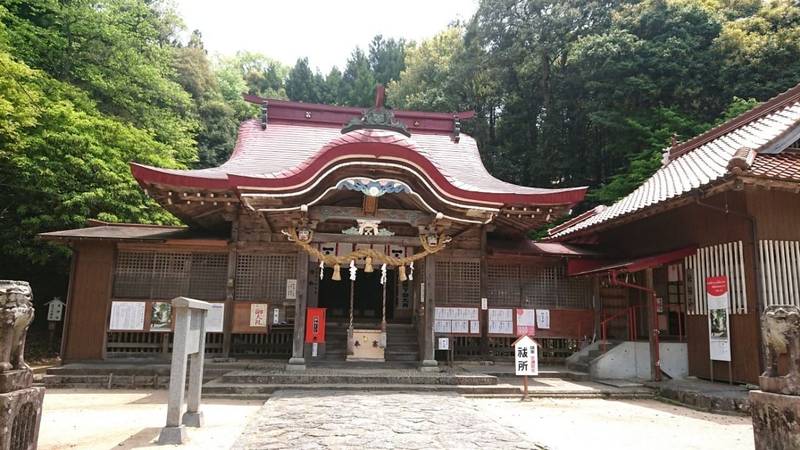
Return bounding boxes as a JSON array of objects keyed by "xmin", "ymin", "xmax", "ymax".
[{"xmin": 158, "ymin": 297, "xmax": 211, "ymax": 445}]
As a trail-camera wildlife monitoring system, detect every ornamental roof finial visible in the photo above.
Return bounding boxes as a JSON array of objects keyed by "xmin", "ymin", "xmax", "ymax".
[{"xmin": 341, "ymin": 84, "xmax": 410, "ymax": 137}]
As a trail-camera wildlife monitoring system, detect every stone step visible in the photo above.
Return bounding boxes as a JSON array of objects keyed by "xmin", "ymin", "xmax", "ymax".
[
  {"xmin": 202, "ymin": 382, "xmax": 521, "ymax": 396},
  {"xmin": 384, "ymin": 352, "xmax": 419, "ymax": 362},
  {"xmin": 219, "ymin": 371, "xmax": 498, "ymax": 386}
]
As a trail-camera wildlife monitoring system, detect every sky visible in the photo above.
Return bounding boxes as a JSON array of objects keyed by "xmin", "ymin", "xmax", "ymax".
[{"xmin": 174, "ymin": 0, "xmax": 480, "ymax": 73}]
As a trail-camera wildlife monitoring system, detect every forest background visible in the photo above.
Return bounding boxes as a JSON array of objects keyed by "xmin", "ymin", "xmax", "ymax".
[{"xmin": 2, "ymin": 0, "xmax": 800, "ymax": 338}]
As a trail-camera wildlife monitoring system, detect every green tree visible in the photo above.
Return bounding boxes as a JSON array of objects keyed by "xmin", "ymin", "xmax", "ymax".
[
  {"xmin": 340, "ymin": 48, "xmax": 376, "ymax": 106},
  {"xmin": 369, "ymin": 35, "xmax": 406, "ymax": 85},
  {"xmin": 286, "ymin": 57, "xmax": 324, "ymax": 103}
]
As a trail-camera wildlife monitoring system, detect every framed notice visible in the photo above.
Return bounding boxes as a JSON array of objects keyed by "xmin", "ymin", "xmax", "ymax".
[
  {"xmin": 488, "ymin": 308, "xmax": 514, "ymax": 336},
  {"xmin": 109, "ymin": 301, "xmax": 146, "ymax": 331},
  {"xmin": 434, "ymin": 307, "xmax": 480, "ymax": 335},
  {"xmin": 250, "ymin": 303, "xmax": 269, "ymax": 328},
  {"xmin": 206, "ymin": 303, "xmax": 225, "ymax": 333},
  {"xmin": 516, "ymin": 309, "xmax": 535, "ymax": 336},
  {"xmin": 150, "ymin": 302, "xmax": 173, "ymax": 332},
  {"xmin": 707, "ymin": 276, "xmax": 731, "ymax": 361}
]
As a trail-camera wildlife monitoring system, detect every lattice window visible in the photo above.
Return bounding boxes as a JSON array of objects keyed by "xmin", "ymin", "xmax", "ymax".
[
  {"xmin": 758, "ymin": 240, "xmax": 800, "ymax": 309},
  {"xmin": 189, "ymin": 253, "xmax": 228, "ymax": 300},
  {"xmin": 151, "ymin": 252, "xmax": 191, "ymax": 299},
  {"xmin": 488, "ymin": 264, "xmax": 521, "ymax": 306},
  {"xmin": 235, "ymin": 254, "xmax": 298, "ymax": 301},
  {"xmin": 114, "ymin": 250, "xmax": 228, "ymax": 300},
  {"xmin": 435, "ymin": 259, "xmax": 481, "ymax": 305},
  {"xmin": 685, "ymin": 241, "xmax": 748, "ymax": 315},
  {"xmin": 484, "ymin": 263, "xmax": 592, "ymax": 309},
  {"xmin": 113, "ymin": 251, "xmax": 155, "ymax": 298}
]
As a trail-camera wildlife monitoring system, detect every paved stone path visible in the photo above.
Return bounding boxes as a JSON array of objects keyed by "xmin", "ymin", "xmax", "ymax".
[{"xmin": 233, "ymin": 390, "xmax": 546, "ymax": 449}]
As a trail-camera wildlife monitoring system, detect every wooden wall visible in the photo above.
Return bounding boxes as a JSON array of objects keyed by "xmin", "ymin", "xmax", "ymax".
[
  {"xmin": 746, "ymin": 189, "xmax": 800, "ymax": 240},
  {"xmin": 62, "ymin": 241, "xmax": 115, "ymax": 361},
  {"xmin": 596, "ymin": 191, "xmax": 762, "ymax": 383}
]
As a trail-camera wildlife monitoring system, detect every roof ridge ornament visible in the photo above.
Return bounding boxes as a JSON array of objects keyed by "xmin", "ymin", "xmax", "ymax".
[{"xmin": 341, "ymin": 84, "xmax": 411, "ymax": 137}]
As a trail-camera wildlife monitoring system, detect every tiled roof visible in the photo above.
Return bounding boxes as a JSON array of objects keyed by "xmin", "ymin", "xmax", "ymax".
[
  {"xmin": 132, "ymin": 118, "xmax": 586, "ymax": 206},
  {"xmin": 749, "ymin": 152, "xmax": 800, "ymax": 182},
  {"xmin": 549, "ymin": 83, "xmax": 800, "ymax": 240}
]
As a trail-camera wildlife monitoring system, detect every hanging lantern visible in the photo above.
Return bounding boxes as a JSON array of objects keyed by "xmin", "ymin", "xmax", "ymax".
[
  {"xmin": 365, "ymin": 255, "xmax": 374, "ymax": 273},
  {"xmin": 408, "ymin": 261, "xmax": 414, "ymax": 281},
  {"xmin": 398, "ymin": 265, "xmax": 407, "ymax": 282},
  {"xmin": 319, "ymin": 260, "xmax": 325, "ymax": 280},
  {"xmin": 380, "ymin": 263, "xmax": 387, "ymax": 285},
  {"xmin": 349, "ymin": 260, "xmax": 357, "ymax": 281},
  {"xmin": 332, "ymin": 263, "xmax": 342, "ymax": 281}
]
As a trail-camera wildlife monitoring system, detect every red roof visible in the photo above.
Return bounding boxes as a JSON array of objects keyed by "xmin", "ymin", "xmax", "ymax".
[
  {"xmin": 749, "ymin": 152, "xmax": 800, "ymax": 182},
  {"xmin": 131, "ymin": 100, "xmax": 587, "ymax": 208},
  {"xmin": 567, "ymin": 246, "xmax": 697, "ymax": 276}
]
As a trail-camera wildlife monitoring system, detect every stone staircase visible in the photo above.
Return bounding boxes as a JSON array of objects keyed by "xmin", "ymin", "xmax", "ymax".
[
  {"xmin": 565, "ymin": 341, "xmax": 620, "ymax": 373},
  {"xmin": 322, "ymin": 322, "xmax": 419, "ymax": 362},
  {"xmin": 201, "ymin": 369, "xmax": 519, "ymax": 400}
]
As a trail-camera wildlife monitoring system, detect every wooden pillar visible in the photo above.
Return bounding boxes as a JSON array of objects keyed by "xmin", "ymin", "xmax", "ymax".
[
  {"xmin": 645, "ymin": 268, "xmax": 659, "ymax": 381},
  {"xmin": 288, "ymin": 251, "xmax": 309, "ymax": 369},
  {"xmin": 479, "ymin": 226, "xmax": 489, "ymax": 359},
  {"xmin": 592, "ymin": 276, "xmax": 601, "ymax": 341},
  {"xmin": 222, "ymin": 215, "xmax": 239, "ymax": 358},
  {"xmin": 421, "ymin": 254, "xmax": 437, "ymax": 370}
]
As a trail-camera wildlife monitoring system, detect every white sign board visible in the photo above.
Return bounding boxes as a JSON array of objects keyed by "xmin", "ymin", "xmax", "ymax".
[
  {"xmin": 481, "ymin": 298, "xmax": 488, "ymax": 310},
  {"xmin": 434, "ymin": 307, "xmax": 480, "ymax": 335},
  {"xmin": 206, "ymin": 303, "xmax": 225, "ymax": 333},
  {"xmin": 273, "ymin": 307, "xmax": 281, "ymax": 324},
  {"xmin": 109, "ymin": 301, "xmax": 146, "ymax": 331},
  {"xmin": 516, "ymin": 308, "xmax": 535, "ymax": 336},
  {"xmin": 286, "ymin": 279, "xmax": 297, "ymax": 300},
  {"xmin": 250, "ymin": 303, "xmax": 269, "ymax": 328},
  {"xmin": 514, "ymin": 336, "xmax": 538, "ymax": 376},
  {"xmin": 438, "ymin": 337, "xmax": 450, "ymax": 350},
  {"xmin": 706, "ymin": 276, "xmax": 731, "ymax": 361},
  {"xmin": 536, "ymin": 309, "xmax": 551, "ymax": 330},
  {"xmin": 46, "ymin": 298, "xmax": 65, "ymax": 321},
  {"xmin": 488, "ymin": 308, "xmax": 514, "ymax": 335}
]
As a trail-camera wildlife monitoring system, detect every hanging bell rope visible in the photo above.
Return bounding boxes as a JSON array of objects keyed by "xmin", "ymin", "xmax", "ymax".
[{"xmin": 283, "ymin": 227, "xmax": 451, "ymax": 281}]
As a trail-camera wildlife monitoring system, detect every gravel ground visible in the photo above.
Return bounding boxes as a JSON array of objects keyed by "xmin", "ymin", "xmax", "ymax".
[{"xmin": 38, "ymin": 388, "xmax": 754, "ymax": 450}]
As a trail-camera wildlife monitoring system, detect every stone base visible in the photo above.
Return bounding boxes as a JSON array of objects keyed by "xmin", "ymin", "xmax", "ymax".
[
  {"xmin": 286, "ymin": 357, "xmax": 306, "ymax": 371},
  {"xmin": 0, "ymin": 368, "xmax": 33, "ymax": 393},
  {"xmin": 158, "ymin": 425, "xmax": 187, "ymax": 445},
  {"xmin": 0, "ymin": 386, "xmax": 45, "ymax": 450},
  {"xmin": 750, "ymin": 390, "xmax": 800, "ymax": 450},
  {"xmin": 759, "ymin": 374, "xmax": 800, "ymax": 396},
  {"xmin": 419, "ymin": 360, "xmax": 439, "ymax": 372},
  {"xmin": 182, "ymin": 410, "xmax": 204, "ymax": 427}
]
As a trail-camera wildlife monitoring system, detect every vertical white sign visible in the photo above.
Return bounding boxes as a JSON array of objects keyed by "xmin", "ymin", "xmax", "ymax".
[
  {"xmin": 514, "ymin": 336, "xmax": 538, "ymax": 376},
  {"xmin": 536, "ymin": 309, "xmax": 550, "ymax": 330},
  {"xmin": 706, "ymin": 276, "xmax": 731, "ymax": 361},
  {"xmin": 438, "ymin": 337, "xmax": 449, "ymax": 350},
  {"xmin": 516, "ymin": 309, "xmax": 536, "ymax": 336},
  {"xmin": 250, "ymin": 303, "xmax": 269, "ymax": 328},
  {"xmin": 206, "ymin": 303, "xmax": 225, "ymax": 333},
  {"xmin": 286, "ymin": 279, "xmax": 297, "ymax": 300}
]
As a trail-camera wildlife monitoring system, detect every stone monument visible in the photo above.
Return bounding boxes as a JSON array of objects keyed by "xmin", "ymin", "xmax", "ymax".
[
  {"xmin": 750, "ymin": 305, "xmax": 800, "ymax": 450},
  {"xmin": 0, "ymin": 280, "xmax": 44, "ymax": 450}
]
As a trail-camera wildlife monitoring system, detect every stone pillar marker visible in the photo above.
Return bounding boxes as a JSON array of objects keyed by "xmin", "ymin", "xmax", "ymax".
[
  {"xmin": 158, "ymin": 297, "xmax": 210, "ymax": 445},
  {"xmin": 0, "ymin": 280, "xmax": 44, "ymax": 450},
  {"xmin": 750, "ymin": 305, "xmax": 800, "ymax": 450}
]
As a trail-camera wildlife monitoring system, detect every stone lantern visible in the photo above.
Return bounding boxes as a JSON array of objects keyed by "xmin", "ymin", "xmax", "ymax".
[{"xmin": 0, "ymin": 280, "xmax": 44, "ymax": 450}]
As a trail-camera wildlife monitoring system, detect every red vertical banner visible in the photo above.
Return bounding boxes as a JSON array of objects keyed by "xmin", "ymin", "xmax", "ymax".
[
  {"xmin": 705, "ymin": 276, "xmax": 731, "ymax": 362},
  {"xmin": 305, "ymin": 308, "xmax": 326, "ymax": 343}
]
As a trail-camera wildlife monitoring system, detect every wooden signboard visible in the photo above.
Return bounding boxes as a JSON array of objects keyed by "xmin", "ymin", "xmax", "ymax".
[{"xmin": 231, "ymin": 302, "xmax": 270, "ymax": 334}]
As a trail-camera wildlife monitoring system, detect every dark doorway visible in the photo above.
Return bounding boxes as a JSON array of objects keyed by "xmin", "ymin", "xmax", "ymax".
[{"xmin": 318, "ymin": 267, "xmax": 395, "ymax": 322}]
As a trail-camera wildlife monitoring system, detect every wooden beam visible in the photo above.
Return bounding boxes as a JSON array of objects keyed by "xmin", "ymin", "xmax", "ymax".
[
  {"xmin": 308, "ymin": 206, "xmax": 432, "ymax": 227},
  {"xmin": 421, "ymin": 254, "xmax": 437, "ymax": 369},
  {"xmin": 311, "ymin": 232, "xmax": 422, "ymax": 247},
  {"xmin": 289, "ymin": 251, "xmax": 309, "ymax": 368}
]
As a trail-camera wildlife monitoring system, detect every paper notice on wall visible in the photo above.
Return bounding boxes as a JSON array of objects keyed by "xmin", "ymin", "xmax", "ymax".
[
  {"xmin": 206, "ymin": 303, "xmax": 225, "ymax": 333},
  {"xmin": 488, "ymin": 308, "xmax": 514, "ymax": 335},
  {"xmin": 109, "ymin": 301, "xmax": 146, "ymax": 331},
  {"xmin": 250, "ymin": 303, "xmax": 269, "ymax": 328},
  {"xmin": 451, "ymin": 320, "xmax": 469, "ymax": 334},
  {"xmin": 707, "ymin": 276, "xmax": 731, "ymax": 361},
  {"xmin": 286, "ymin": 279, "xmax": 297, "ymax": 300},
  {"xmin": 434, "ymin": 320, "xmax": 451, "ymax": 334},
  {"xmin": 470, "ymin": 320, "xmax": 481, "ymax": 334},
  {"xmin": 516, "ymin": 309, "xmax": 536, "ymax": 336},
  {"xmin": 536, "ymin": 309, "xmax": 551, "ymax": 330}
]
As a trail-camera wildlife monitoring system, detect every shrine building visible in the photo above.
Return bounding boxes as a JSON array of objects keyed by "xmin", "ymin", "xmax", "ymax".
[{"xmin": 42, "ymin": 87, "xmax": 593, "ymax": 368}]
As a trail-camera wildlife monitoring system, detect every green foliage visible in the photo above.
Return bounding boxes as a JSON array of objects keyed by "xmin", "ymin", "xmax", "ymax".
[
  {"xmin": 340, "ymin": 48, "xmax": 377, "ymax": 106},
  {"xmin": 286, "ymin": 57, "xmax": 325, "ymax": 103},
  {"xmin": 369, "ymin": 35, "xmax": 406, "ymax": 85}
]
